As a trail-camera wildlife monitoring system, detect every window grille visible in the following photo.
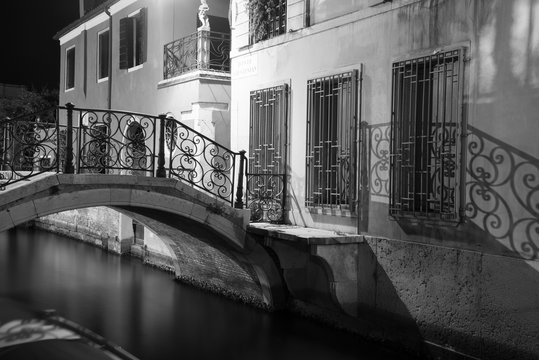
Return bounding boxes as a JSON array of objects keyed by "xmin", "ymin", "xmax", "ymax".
[
  {"xmin": 306, "ymin": 71, "xmax": 358, "ymax": 211},
  {"xmin": 249, "ymin": 0, "xmax": 287, "ymax": 44},
  {"xmin": 390, "ymin": 49, "xmax": 463, "ymax": 219},
  {"xmin": 247, "ymin": 85, "xmax": 288, "ymax": 222}
]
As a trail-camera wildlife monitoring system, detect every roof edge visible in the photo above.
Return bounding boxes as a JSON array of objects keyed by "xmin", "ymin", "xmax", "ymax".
[{"xmin": 53, "ymin": 0, "xmax": 120, "ymax": 41}]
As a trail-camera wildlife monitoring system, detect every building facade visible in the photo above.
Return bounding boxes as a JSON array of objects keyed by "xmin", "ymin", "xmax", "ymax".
[
  {"xmin": 56, "ymin": 0, "xmax": 230, "ymax": 143},
  {"xmin": 51, "ymin": 0, "xmax": 237, "ymax": 275},
  {"xmin": 230, "ymin": 0, "xmax": 539, "ymax": 358}
]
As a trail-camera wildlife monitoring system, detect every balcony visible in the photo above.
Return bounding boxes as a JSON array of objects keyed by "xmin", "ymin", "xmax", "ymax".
[{"xmin": 163, "ymin": 30, "xmax": 230, "ymax": 80}]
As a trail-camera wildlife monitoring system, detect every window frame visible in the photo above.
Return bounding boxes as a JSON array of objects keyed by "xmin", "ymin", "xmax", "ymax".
[
  {"xmin": 305, "ymin": 70, "xmax": 359, "ymax": 214},
  {"xmin": 65, "ymin": 45, "xmax": 76, "ymax": 91},
  {"xmin": 119, "ymin": 8, "xmax": 147, "ymax": 70},
  {"xmin": 248, "ymin": 0, "xmax": 287, "ymax": 44},
  {"xmin": 97, "ymin": 28, "xmax": 110, "ymax": 82},
  {"xmin": 389, "ymin": 48, "xmax": 466, "ymax": 221}
]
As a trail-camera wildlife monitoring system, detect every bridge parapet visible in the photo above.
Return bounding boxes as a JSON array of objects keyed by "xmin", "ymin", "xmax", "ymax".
[
  {"xmin": 0, "ymin": 173, "xmax": 249, "ymax": 247},
  {"xmin": 0, "ymin": 105, "xmax": 247, "ymax": 208}
]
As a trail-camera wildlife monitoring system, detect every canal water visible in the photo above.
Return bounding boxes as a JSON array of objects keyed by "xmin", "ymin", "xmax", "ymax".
[{"xmin": 0, "ymin": 227, "xmax": 412, "ymax": 360}]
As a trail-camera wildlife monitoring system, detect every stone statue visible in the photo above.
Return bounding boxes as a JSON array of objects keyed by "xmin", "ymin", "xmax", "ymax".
[{"xmin": 198, "ymin": 0, "xmax": 210, "ymax": 31}]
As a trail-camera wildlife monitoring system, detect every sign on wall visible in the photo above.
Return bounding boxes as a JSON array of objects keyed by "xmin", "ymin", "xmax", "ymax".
[{"xmin": 232, "ymin": 54, "xmax": 258, "ymax": 79}]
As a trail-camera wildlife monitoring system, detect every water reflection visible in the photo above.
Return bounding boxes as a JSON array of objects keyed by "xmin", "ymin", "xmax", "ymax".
[{"xmin": 0, "ymin": 227, "xmax": 408, "ymax": 360}]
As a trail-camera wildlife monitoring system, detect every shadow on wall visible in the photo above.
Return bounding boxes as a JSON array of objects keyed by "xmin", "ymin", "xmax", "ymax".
[{"xmin": 466, "ymin": 125, "xmax": 539, "ymax": 260}]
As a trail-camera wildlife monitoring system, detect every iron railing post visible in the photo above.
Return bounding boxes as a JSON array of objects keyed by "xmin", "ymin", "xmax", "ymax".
[
  {"xmin": 64, "ymin": 103, "xmax": 75, "ymax": 174},
  {"xmin": 156, "ymin": 114, "xmax": 166, "ymax": 178},
  {"xmin": 55, "ymin": 106, "xmax": 60, "ymax": 173},
  {"xmin": 234, "ymin": 150, "xmax": 246, "ymax": 209}
]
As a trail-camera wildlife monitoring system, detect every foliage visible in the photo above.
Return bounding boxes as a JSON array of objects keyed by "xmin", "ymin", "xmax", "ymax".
[
  {"xmin": 0, "ymin": 88, "xmax": 58, "ymax": 122},
  {"xmin": 247, "ymin": 0, "xmax": 279, "ymax": 43}
]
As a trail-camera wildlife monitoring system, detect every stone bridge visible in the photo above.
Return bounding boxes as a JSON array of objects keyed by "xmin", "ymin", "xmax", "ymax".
[{"xmin": 0, "ymin": 173, "xmax": 285, "ymax": 308}]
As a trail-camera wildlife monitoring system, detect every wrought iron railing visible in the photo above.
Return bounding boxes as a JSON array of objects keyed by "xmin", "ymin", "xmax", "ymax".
[
  {"xmin": 164, "ymin": 116, "xmax": 242, "ymax": 204},
  {"xmin": 246, "ymin": 173, "xmax": 286, "ymax": 223},
  {"xmin": 0, "ymin": 104, "xmax": 247, "ymax": 208},
  {"xmin": 163, "ymin": 30, "xmax": 230, "ymax": 80},
  {"xmin": 0, "ymin": 107, "xmax": 61, "ymax": 189}
]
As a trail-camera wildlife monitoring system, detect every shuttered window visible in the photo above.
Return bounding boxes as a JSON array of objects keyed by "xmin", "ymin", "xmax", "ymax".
[{"xmin": 119, "ymin": 8, "xmax": 147, "ymax": 69}]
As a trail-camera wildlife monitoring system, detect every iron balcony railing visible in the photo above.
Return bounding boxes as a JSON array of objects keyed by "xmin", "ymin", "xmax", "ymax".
[
  {"xmin": 0, "ymin": 104, "xmax": 246, "ymax": 209},
  {"xmin": 163, "ymin": 30, "xmax": 230, "ymax": 80}
]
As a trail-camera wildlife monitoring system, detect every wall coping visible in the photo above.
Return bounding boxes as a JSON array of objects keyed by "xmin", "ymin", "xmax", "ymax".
[
  {"xmin": 157, "ymin": 70, "xmax": 231, "ymax": 89},
  {"xmin": 247, "ymin": 223, "xmax": 363, "ymax": 245}
]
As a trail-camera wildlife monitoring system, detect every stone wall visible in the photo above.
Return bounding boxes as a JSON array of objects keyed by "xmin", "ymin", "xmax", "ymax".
[
  {"xmin": 35, "ymin": 207, "xmax": 125, "ymax": 253},
  {"xmin": 33, "ymin": 206, "xmax": 266, "ymax": 307},
  {"xmin": 254, "ymin": 224, "xmax": 539, "ymax": 360}
]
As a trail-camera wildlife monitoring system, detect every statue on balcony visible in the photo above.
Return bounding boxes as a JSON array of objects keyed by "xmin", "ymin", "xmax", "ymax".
[{"xmin": 198, "ymin": 0, "xmax": 210, "ymax": 31}]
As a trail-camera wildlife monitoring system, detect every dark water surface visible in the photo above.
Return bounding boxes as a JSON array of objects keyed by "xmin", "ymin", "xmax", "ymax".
[{"xmin": 0, "ymin": 227, "xmax": 409, "ymax": 360}]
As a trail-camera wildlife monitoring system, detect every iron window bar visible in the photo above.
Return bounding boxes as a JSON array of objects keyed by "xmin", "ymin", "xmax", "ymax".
[
  {"xmin": 305, "ymin": 71, "xmax": 358, "ymax": 212},
  {"xmin": 389, "ymin": 49, "xmax": 464, "ymax": 220},
  {"xmin": 247, "ymin": 85, "xmax": 288, "ymax": 223},
  {"xmin": 249, "ymin": 0, "xmax": 287, "ymax": 44}
]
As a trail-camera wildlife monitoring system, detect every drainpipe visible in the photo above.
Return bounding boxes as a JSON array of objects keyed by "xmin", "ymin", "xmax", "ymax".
[{"xmin": 105, "ymin": 7, "xmax": 113, "ymax": 110}]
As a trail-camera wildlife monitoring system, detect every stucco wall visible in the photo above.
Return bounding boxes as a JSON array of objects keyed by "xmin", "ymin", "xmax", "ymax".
[
  {"xmin": 232, "ymin": 0, "xmax": 539, "ymax": 358},
  {"xmin": 58, "ymin": 0, "xmax": 231, "ymax": 141}
]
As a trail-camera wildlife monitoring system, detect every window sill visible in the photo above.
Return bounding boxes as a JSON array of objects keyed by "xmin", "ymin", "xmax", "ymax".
[
  {"xmin": 389, "ymin": 211, "xmax": 462, "ymax": 226},
  {"xmin": 97, "ymin": 77, "xmax": 109, "ymax": 83},
  {"xmin": 127, "ymin": 64, "xmax": 143, "ymax": 72},
  {"xmin": 307, "ymin": 207, "xmax": 356, "ymax": 218},
  {"xmin": 65, "ymin": 87, "xmax": 75, "ymax": 93},
  {"xmin": 157, "ymin": 70, "xmax": 231, "ymax": 89}
]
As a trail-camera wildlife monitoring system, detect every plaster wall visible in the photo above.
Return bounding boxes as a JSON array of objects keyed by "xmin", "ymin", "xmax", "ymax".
[
  {"xmin": 58, "ymin": 0, "xmax": 231, "ymax": 135},
  {"xmin": 233, "ymin": 0, "xmax": 539, "ymax": 358}
]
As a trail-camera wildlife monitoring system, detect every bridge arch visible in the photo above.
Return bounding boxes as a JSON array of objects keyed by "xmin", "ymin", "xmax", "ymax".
[{"xmin": 0, "ymin": 173, "xmax": 285, "ymax": 308}]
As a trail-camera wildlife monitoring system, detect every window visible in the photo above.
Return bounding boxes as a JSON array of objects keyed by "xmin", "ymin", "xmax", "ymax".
[
  {"xmin": 247, "ymin": 85, "xmax": 288, "ymax": 222},
  {"xmin": 119, "ymin": 8, "xmax": 147, "ymax": 69},
  {"xmin": 389, "ymin": 49, "xmax": 463, "ymax": 220},
  {"xmin": 309, "ymin": 0, "xmax": 362, "ymax": 24},
  {"xmin": 306, "ymin": 71, "xmax": 358, "ymax": 211},
  {"xmin": 65, "ymin": 46, "xmax": 75, "ymax": 90},
  {"xmin": 98, "ymin": 29, "xmax": 110, "ymax": 80},
  {"xmin": 248, "ymin": 0, "xmax": 286, "ymax": 44}
]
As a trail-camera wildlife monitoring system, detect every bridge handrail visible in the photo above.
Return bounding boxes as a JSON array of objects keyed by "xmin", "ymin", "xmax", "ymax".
[{"xmin": 0, "ymin": 104, "xmax": 247, "ymax": 208}]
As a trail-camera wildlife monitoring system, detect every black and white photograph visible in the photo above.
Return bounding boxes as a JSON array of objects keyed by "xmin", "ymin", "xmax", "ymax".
[{"xmin": 0, "ymin": 0, "xmax": 538, "ymax": 359}]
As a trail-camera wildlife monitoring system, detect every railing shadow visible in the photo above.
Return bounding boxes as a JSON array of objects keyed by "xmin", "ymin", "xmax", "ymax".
[{"xmin": 466, "ymin": 125, "xmax": 539, "ymax": 260}]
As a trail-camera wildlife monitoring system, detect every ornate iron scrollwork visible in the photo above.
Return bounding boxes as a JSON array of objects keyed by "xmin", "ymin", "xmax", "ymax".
[
  {"xmin": 247, "ymin": 173, "xmax": 285, "ymax": 223},
  {"xmin": 0, "ymin": 107, "xmax": 60, "ymax": 188},
  {"xmin": 369, "ymin": 123, "xmax": 391, "ymax": 197},
  {"xmin": 466, "ymin": 126, "xmax": 539, "ymax": 260},
  {"xmin": 78, "ymin": 110, "xmax": 156, "ymax": 175}
]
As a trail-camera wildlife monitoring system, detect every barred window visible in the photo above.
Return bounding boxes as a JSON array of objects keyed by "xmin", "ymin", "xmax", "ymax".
[
  {"xmin": 306, "ymin": 71, "xmax": 358, "ymax": 211},
  {"xmin": 390, "ymin": 49, "xmax": 463, "ymax": 220},
  {"xmin": 249, "ymin": 0, "xmax": 287, "ymax": 44},
  {"xmin": 247, "ymin": 85, "xmax": 288, "ymax": 222}
]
